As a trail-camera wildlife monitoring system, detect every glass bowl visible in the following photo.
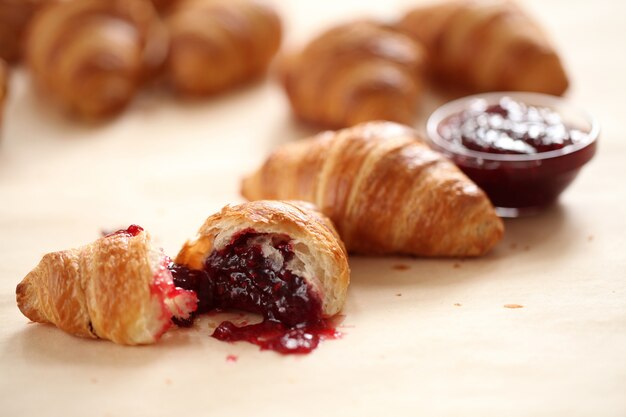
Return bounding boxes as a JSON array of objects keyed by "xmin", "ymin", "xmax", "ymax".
[{"xmin": 426, "ymin": 92, "xmax": 599, "ymax": 217}]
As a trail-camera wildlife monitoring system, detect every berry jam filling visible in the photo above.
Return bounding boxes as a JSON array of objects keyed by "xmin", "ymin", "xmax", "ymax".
[
  {"xmin": 170, "ymin": 231, "xmax": 338, "ymax": 354},
  {"xmin": 440, "ymin": 96, "xmax": 586, "ymax": 155}
]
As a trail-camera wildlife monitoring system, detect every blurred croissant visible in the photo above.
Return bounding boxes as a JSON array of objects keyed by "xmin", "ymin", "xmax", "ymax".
[
  {"xmin": 242, "ymin": 121, "xmax": 504, "ymax": 257},
  {"xmin": 281, "ymin": 21, "xmax": 426, "ymax": 129},
  {"xmin": 0, "ymin": 58, "xmax": 6, "ymax": 129},
  {"xmin": 397, "ymin": 0, "xmax": 569, "ymax": 95},
  {"xmin": 0, "ymin": 0, "xmax": 58, "ymax": 63},
  {"xmin": 16, "ymin": 226, "xmax": 197, "ymax": 345},
  {"xmin": 165, "ymin": 0, "xmax": 282, "ymax": 96},
  {"xmin": 25, "ymin": 0, "xmax": 168, "ymax": 120}
]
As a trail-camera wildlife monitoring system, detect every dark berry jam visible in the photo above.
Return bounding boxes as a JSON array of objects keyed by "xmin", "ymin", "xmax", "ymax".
[
  {"xmin": 170, "ymin": 231, "xmax": 337, "ymax": 354},
  {"xmin": 432, "ymin": 96, "xmax": 597, "ymax": 215},
  {"xmin": 104, "ymin": 224, "xmax": 144, "ymax": 238},
  {"xmin": 440, "ymin": 97, "xmax": 585, "ymax": 155}
]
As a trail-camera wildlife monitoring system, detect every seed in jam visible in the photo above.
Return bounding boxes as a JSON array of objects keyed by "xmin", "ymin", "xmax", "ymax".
[
  {"xmin": 170, "ymin": 231, "xmax": 337, "ymax": 354},
  {"xmin": 440, "ymin": 96, "xmax": 586, "ymax": 155}
]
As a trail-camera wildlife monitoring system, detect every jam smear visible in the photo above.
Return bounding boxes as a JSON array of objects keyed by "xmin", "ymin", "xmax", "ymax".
[
  {"xmin": 170, "ymin": 231, "xmax": 337, "ymax": 354},
  {"xmin": 440, "ymin": 96, "xmax": 585, "ymax": 155}
]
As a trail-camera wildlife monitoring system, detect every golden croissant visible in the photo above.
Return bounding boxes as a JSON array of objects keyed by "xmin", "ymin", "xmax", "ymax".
[
  {"xmin": 280, "ymin": 20, "xmax": 427, "ymax": 129},
  {"xmin": 165, "ymin": 0, "xmax": 282, "ymax": 96},
  {"xmin": 25, "ymin": 0, "xmax": 168, "ymax": 120},
  {"xmin": 242, "ymin": 121, "xmax": 504, "ymax": 257},
  {"xmin": 397, "ymin": 0, "xmax": 569, "ymax": 95},
  {"xmin": 16, "ymin": 226, "xmax": 197, "ymax": 345}
]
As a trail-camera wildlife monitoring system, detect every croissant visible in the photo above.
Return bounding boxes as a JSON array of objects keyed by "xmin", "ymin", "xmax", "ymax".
[
  {"xmin": 174, "ymin": 200, "xmax": 350, "ymax": 324},
  {"xmin": 281, "ymin": 21, "xmax": 427, "ymax": 129},
  {"xmin": 25, "ymin": 0, "xmax": 168, "ymax": 120},
  {"xmin": 242, "ymin": 121, "xmax": 504, "ymax": 257},
  {"xmin": 16, "ymin": 225, "xmax": 198, "ymax": 345},
  {"xmin": 396, "ymin": 0, "xmax": 569, "ymax": 95},
  {"xmin": 0, "ymin": 0, "xmax": 57, "ymax": 63},
  {"xmin": 165, "ymin": 0, "xmax": 282, "ymax": 96}
]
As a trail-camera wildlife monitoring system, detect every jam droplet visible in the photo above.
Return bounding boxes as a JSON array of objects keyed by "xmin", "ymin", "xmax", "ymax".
[{"xmin": 104, "ymin": 224, "xmax": 144, "ymax": 238}]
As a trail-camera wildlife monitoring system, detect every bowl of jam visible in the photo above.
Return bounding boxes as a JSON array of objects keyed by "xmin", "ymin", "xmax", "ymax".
[{"xmin": 427, "ymin": 92, "xmax": 599, "ymax": 217}]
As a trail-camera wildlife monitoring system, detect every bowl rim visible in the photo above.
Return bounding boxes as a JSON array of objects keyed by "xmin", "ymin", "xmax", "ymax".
[{"xmin": 426, "ymin": 91, "xmax": 600, "ymax": 162}]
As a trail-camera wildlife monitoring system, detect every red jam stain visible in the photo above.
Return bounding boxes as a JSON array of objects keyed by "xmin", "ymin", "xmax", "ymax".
[
  {"xmin": 170, "ymin": 231, "xmax": 338, "ymax": 354},
  {"xmin": 104, "ymin": 224, "xmax": 144, "ymax": 238},
  {"xmin": 225, "ymin": 354, "xmax": 238, "ymax": 363},
  {"xmin": 151, "ymin": 256, "xmax": 198, "ymax": 339},
  {"xmin": 437, "ymin": 97, "xmax": 596, "ymax": 211}
]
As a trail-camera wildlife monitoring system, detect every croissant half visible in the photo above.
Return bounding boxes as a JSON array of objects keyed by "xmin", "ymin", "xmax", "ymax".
[
  {"xmin": 280, "ymin": 21, "xmax": 426, "ymax": 129},
  {"xmin": 25, "ymin": 0, "xmax": 168, "ymax": 120},
  {"xmin": 397, "ymin": 0, "xmax": 569, "ymax": 95},
  {"xmin": 165, "ymin": 0, "xmax": 282, "ymax": 96},
  {"xmin": 16, "ymin": 226, "xmax": 197, "ymax": 345},
  {"xmin": 174, "ymin": 200, "xmax": 350, "ymax": 323},
  {"xmin": 242, "ymin": 121, "xmax": 504, "ymax": 257}
]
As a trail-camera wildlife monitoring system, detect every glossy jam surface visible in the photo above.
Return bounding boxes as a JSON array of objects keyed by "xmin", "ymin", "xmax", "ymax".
[
  {"xmin": 435, "ymin": 97, "xmax": 596, "ymax": 213},
  {"xmin": 440, "ymin": 97, "xmax": 586, "ymax": 155},
  {"xmin": 171, "ymin": 231, "xmax": 336, "ymax": 354}
]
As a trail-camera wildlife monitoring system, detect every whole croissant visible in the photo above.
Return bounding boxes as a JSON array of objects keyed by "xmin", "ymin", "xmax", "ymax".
[
  {"xmin": 242, "ymin": 121, "xmax": 504, "ymax": 257},
  {"xmin": 25, "ymin": 0, "xmax": 168, "ymax": 120},
  {"xmin": 397, "ymin": 0, "xmax": 569, "ymax": 95},
  {"xmin": 165, "ymin": 0, "xmax": 282, "ymax": 96},
  {"xmin": 0, "ymin": 0, "xmax": 57, "ymax": 63},
  {"xmin": 16, "ymin": 226, "xmax": 197, "ymax": 345},
  {"xmin": 281, "ymin": 21, "xmax": 426, "ymax": 129}
]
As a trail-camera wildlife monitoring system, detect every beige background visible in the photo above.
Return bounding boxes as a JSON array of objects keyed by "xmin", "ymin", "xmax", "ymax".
[{"xmin": 1, "ymin": 0, "xmax": 625, "ymax": 416}]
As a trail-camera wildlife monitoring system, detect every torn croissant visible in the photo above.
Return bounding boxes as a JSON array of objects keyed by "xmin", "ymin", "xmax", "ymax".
[
  {"xmin": 396, "ymin": 0, "xmax": 569, "ymax": 95},
  {"xmin": 281, "ymin": 21, "xmax": 426, "ymax": 129},
  {"xmin": 242, "ymin": 121, "xmax": 504, "ymax": 257},
  {"xmin": 165, "ymin": 0, "xmax": 282, "ymax": 96},
  {"xmin": 16, "ymin": 225, "xmax": 197, "ymax": 345},
  {"xmin": 175, "ymin": 200, "xmax": 350, "ymax": 324},
  {"xmin": 25, "ymin": 0, "xmax": 168, "ymax": 120}
]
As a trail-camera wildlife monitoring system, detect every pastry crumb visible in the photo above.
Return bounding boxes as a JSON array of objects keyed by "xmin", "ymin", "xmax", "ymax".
[
  {"xmin": 395, "ymin": 293, "xmax": 402, "ymax": 297},
  {"xmin": 523, "ymin": 245, "xmax": 530, "ymax": 251},
  {"xmin": 165, "ymin": 378, "xmax": 172, "ymax": 385},
  {"xmin": 509, "ymin": 243, "xmax": 518, "ymax": 250},
  {"xmin": 587, "ymin": 235, "xmax": 594, "ymax": 242},
  {"xmin": 90, "ymin": 378, "xmax": 98, "ymax": 384},
  {"xmin": 453, "ymin": 263, "xmax": 461, "ymax": 269},
  {"xmin": 454, "ymin": 303, "xmax": 462, "ymax": 307},
  {"xmin": 392, "ymin": 264, "xmax": 410, "ymax": 270},
  {"xmin": 504, "ymin": 304, "xmax": 524, "ymax": 309},
  {"xmin": 226, "ymin": 354, "xmax": 238, "ymax": 363}
]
